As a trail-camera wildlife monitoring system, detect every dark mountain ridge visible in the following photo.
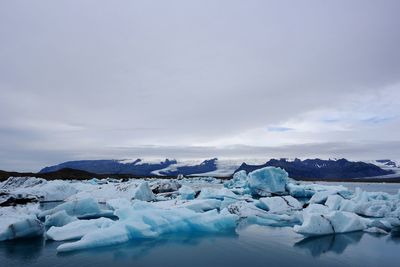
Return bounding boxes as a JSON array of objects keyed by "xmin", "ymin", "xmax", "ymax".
[{"xmin": 235, "ymin": 158, "xmax": 394, "ymax": 179}]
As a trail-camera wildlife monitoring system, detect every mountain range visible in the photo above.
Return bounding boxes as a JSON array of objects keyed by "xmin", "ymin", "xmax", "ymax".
[{"xmin": 36, "ymin": 158, "xmax": 398, "ymax": 180}]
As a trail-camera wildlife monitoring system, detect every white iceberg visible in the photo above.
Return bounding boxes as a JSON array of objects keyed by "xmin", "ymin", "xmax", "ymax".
[
  {"xmin": 248, "ymin": 167, "xmax": 288, "ymax": 197},
  {"xmin": 198, "ymin": 187, "xmax": 238, "ymax": 200},
  {"xmin": 47, "ymin": 217, "xmax": 114, "ymax": 241},
  {"xmin": 176, "ymin": 199, "xmax": 222, "ymax": 212},
  {"xmin": 133, "ymin": 182, "xmax": 155, "ymax": 201},
  {"xmin": 178, "ymin": 185, "xmax": 195, "ymax": 200},
  {"xmin": 325, "ymin": 195, "xmax": 344, "ymax": 211},
  {"xmin": 257, "ymin": 196, "xmax": 302, "ymax": 213},
  {"xmin": 1, "ymin": 177, "xmax": 78, "ymax": 202},
  {"xmin": 294, "ymin": 211, "xmax": 368, "ymax": 236},
  {"xmin": 40, "ymin": 197, "xmax": 112, "ymax": 218},
  {"xmin": 225, "ymin": 201, "xmax": 301, "ymax": 227}
]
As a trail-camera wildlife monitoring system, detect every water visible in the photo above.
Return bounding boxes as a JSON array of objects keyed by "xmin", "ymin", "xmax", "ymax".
[
  {"xmin": 1, "ymin": 182, "xmax": 399, "ymax": 267},
  {"xmin": 1, "ymin": 225, "xmax": 399, "ymax": 267}
]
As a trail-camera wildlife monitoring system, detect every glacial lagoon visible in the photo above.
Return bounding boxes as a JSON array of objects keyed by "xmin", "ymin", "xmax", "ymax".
[{"xmin": 1, "ymin": 182, "xmax": 399, "ymax": 267}]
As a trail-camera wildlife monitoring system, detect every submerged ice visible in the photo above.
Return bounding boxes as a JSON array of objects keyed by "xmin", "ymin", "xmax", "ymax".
[{"xmin": 0, "ymin": 166, "xmax": 399, "ymax": 250}]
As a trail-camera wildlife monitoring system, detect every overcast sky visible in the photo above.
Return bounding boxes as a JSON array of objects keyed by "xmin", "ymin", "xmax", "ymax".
[{"xmin": 1, "ymin": 0, "xmax": 400, "ymax": 171}]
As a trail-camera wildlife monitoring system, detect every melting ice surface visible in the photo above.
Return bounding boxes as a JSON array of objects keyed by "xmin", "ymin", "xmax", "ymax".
[{"xmin": 0, "ymin": 167, "xmax": 400, "ymax": 266}]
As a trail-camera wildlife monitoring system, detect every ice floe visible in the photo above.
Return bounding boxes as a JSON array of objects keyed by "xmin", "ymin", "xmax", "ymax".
[
  {"xmin": 0, "ymin": 204, "xmax": 44, "ymax": 241},
  {"xmin": 0, "ymin": 166, "xmax": 399, "ymax": 247}
]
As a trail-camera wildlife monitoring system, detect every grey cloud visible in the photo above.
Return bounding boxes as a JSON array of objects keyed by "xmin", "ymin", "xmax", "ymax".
[{"xmin": 0, "ymin": 0, "xmax": 399, "ymax": 170}]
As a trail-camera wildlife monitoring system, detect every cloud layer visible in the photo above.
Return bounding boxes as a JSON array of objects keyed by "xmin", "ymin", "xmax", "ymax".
[{"xmin": 1, "ymin": 0, "xmax": 400, "ymax": 171}]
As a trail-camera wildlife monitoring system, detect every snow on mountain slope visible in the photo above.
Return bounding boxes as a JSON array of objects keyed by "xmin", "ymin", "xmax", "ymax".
[{"xmin": 39, "ymin": 158, "xmax": 398, "ymax": 179}]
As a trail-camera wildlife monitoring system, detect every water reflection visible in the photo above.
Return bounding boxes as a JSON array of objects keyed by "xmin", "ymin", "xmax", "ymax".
[
  {"xmin": 294, "ymin": 232, "xmax": 363, "ymax": 257},
  {"xmin": 0, "ymin": 236, "xmax": 45, "ymax": 261},
  {"xmin": 57, "ymin": 232, "xmax": 238, "ymax": 260}
]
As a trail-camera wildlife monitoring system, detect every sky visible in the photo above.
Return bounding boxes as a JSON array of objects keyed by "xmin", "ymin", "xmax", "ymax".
[{"xmin": 1, "ymin": 0, "xmax": 400, "ymax": 171}]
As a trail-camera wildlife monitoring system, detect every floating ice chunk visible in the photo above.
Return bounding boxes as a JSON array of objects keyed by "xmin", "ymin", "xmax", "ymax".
[
  {"xmin": 0, "ymin": 194, "xmax": 38, "ymax": 206},
  {"xmin": 45, "ymin": 210, "xmax": 77, "ymax": 227},
  {"xmin": 0, "ymin": 204, "xmax": 44, "ymax": 241},
  {"xmin": 0, "ymin": 177, "xmax": 47, "ymax": 189},
  {"xmin": 225, "ymin": 201, "xmax": 301, "ymax": 227},
  {"xmin": 151, "ymin": 180, "xmax": 181, "ymax": 194},
  {"xmin": 354, "ymin": 200, "xmax": 393, "ymax": 218},
  {"xmin": 178, "ymin": 185, "xmax": 195, "ymax": 200},
  {"xmin": 1, "ymin": 177, "xmax": 78, "ymax": 202},
  {"xmin": 339, "ymin": 199, "xmax": 358, "ymax": 213},
  {"xmin": 133, "ymin": 182, "xmax": 155, "ymax": 201},
  {"xmin": 106, "ymin": 198, "xmax": 132, "ymax": 210},
  {"xmin": 325, "ymin": 195, "xmax": 344, "ymax": 210},
  {"xmin": 368, "ymin": 219, "xmax": 393, "ymax": 232},
  {"xmin": 391, "ymin": 206, "xmax": 400, "ymax": 218},
  {"xmin": 226, "ymin": 201, "xmax": 265, "ymax": 218},
  {"xmin": 286, "ymin": 183, "xmax": 350, "ymax": 199},
  {"xmin": 40, "ymin": 198, "xmax": 107, "ymax": 218},
  {"xmin": 257, "ymin": 196, "xmax": 302, "ymax": 213},
  {"xmin": 87, "ymin": 178, "xmax": 107, "ymax": 185},
  {"xmin": 303, "ymin": 204, "xmax": 330, "ymax": 215},
  {"xmin": 57, "ymin": 204, "xmax": 238, "ymax": 252},
  {"xmin": 364, "ymin": 227, "xmax": 388, "ymax": 235},
  {"xmin": 66, "ymin": 181, "xmax": 139, "ymax": 202},
  {"xmin": 57, "ymin": 223, "xmax": 133, "ymax": 252},
  {"xmin": 46, "ymin": 217, "xmax": 114, "ymax": 241},
  {"xmin": 220, "ymin": 197, "xmax": 239, "ymax": 210},
  {"xmin": 294, "ymin": 211, "xmax": 367, "ymax": 236},
  {"xmin": 286, "ymin": 183, "xmax": 315, "ymax": 198},
  {"xmin": 245, "ymin": 213, "xmax": 301, "ymax": 227},
  {"xmin": 198, "ymin": 187, "xmax": 238, "ymax": 200},
  {"xmin": 309, "ymin": 191, "xmax": 340, "ymax": 204},
  {"xmin": 224, "ymin": 170, "xmax": 248, "ymax": 189},
  {"xmin": 0, "ymin": 216, "xmax": 44, "ymax": 241},
  {"xmin": 248, "ymin": 167, "xmax": 288, "ymax": 197},
  {"xmin": 177, "ymin": 199, "xmax": 222, "ymax": 212}
]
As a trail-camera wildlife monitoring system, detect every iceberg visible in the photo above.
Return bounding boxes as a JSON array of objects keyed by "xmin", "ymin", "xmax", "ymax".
[
  {"xmin": 225, "ymin": 201, "xmax": 301, "ymax": 227},
  {"xmin": 294, "ymin": 211, "xmax": 367, "ymax": 236},
  {"xmin": 56, "ymin": 201, "xmax": 238, "ymax": 252},
  {"xmin": 309, "ymin": 190, "xmax": 340, "ymax": 204},
  {"xmin": 1, "ymin": 172, "xmax": 399, "ymax": 248},
  {"xmin": 286, "ymin": 183, "xmax": 315, "ymax": 198},
  {"xmin": 354, "ymin": 200, "xmax": 393, "ymax": 218},
  {"xmin": 248, "ymin": 167, "xmax": 288, "ymax": 197},
  {"xmin": 0, "ymin": 204, "xmax": 44, "ymax": 241},
  {"xmin": 224, "ymin": 170, "xmax": 248, "ymax": 189},
  {"xmin": 106, "ymin": 198, "xmax": 132, "ymax": 210},
  {"xmin": 303, "ymin": 204, "xmax": 331, "ymax": 215},
  {"xmin": 178, "ymin": 185, "xmax": 195, "ymax": 200},
  {"xmin": 364, "ymin": 227, "xmax": 389, "ymax": 235},
  {"xmin": 256, "ymin": 196, "xmax": 302, "ymax": 213},
  {"xmin": 47, "ymin": 217, "xmax": 114, "ymax": 241},
  {"xmin": 1, "ymin": 177, "xmax": 78, "ymax": 202},
  {"xmin": 151, "ymin": 180, "xmax": 181, "ymax": 194},
  {"xmin": 45, "ymin": 210, "xmax": 77, "ymax": 227},
  {"xmin": 286, "ymin": 182, "xmax": 350, "ymax": 199},
  {"xmin": 40, "ymin": 197, "xmax": 112, "ymax": 219},
  {"xmin": 132, "ymin": 182, "xmax": 155, "ymax": 201},
  {"xmin": 198, "ymin": 187, "xmax": 238, "ymax": 200},
  {"xmin": 176, "ymin": 199, "xmax": 222, "ymax": 212},
  {"xmin": 325, "ymin": 195, "xmax": 344, "ymax": 211}
]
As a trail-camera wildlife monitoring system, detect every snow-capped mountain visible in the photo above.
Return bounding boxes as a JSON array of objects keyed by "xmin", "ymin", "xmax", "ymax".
[{"xmin": 39, "ymin": 158, "xmax": 396, "ymax": 179}]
